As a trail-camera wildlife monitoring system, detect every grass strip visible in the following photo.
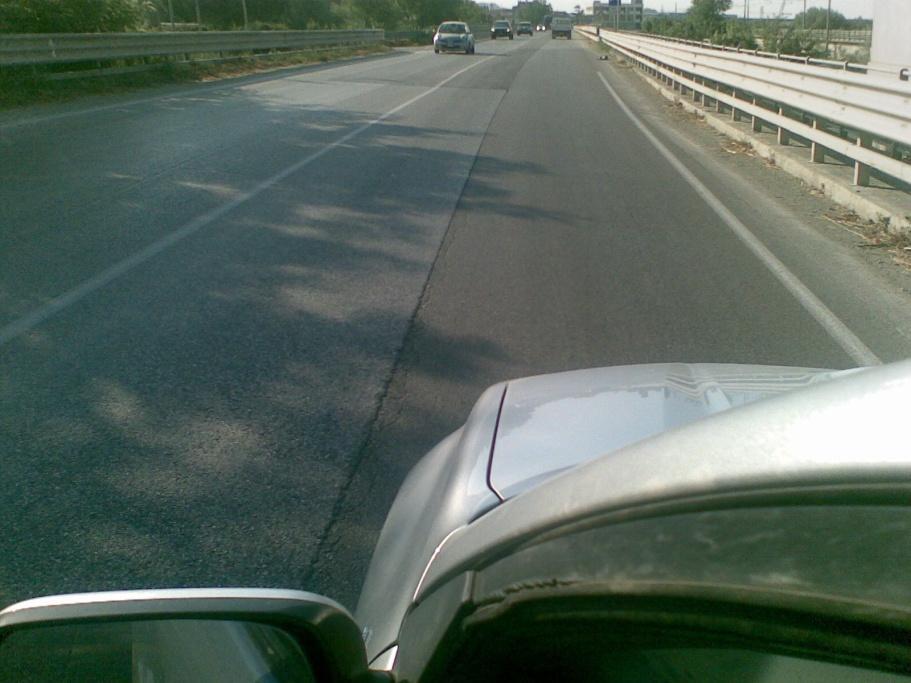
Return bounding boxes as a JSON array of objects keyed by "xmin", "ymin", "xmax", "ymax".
[{"xmin": 0, "ymin": 43, "xmax": 392, "ymax": 109}]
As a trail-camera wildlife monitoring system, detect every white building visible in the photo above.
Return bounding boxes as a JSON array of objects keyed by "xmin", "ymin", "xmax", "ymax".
[{"xmin": 870, "ymin": 0, "xmax": 911, "ymax": 78}]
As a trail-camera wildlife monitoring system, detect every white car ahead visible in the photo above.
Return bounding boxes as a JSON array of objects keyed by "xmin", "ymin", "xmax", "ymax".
[{"xmin": 434, "ymin": 21, "xmax": 475, "ymax": 54}]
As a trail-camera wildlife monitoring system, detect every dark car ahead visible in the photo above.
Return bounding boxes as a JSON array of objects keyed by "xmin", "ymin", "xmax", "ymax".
[
  {"xmin": 490, "ymin": 19, "xmax": 513, "ymax": 39},
  {"xmin": 517, "ymin": 21, "xmax": 533, "ymax": 36}
]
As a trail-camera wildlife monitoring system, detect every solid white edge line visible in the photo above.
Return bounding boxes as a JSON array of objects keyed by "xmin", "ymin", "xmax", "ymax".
[
  {"xmin": 0, "ymin": 55, "xmax": 494, "ymax": 347},
  {"xmin": 596, "ymin": 71, "xmax": 881, "ymax": 367}
]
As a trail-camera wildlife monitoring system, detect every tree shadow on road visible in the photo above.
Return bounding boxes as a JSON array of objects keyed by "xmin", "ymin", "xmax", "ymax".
[{"xmin": 0, "ymin": 91, "xmax": 546, "ymax": 609}]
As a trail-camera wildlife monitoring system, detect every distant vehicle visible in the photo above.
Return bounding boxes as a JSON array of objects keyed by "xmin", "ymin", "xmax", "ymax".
[
  {"xmin": 551, "ymin": 15, "xmax": 572, "ymax": 39},
  {"xmin": 490, "ymin": 19, "xmax": 513, "ymax": 40},
  {"xmin": 517, "ymin": 21, "xmax": 533, "ymax": 36},
  {"xmin": 433, "ymin": 21, "xmax": 475, "ymax": 54},
  {"xmin": 536, "ymin": 24, "xmax": 546, "ymax": 31}
]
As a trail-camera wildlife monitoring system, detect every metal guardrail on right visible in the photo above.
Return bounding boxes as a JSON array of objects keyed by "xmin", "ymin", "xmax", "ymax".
[{"xmin": 577, "ymin": 27, "xmax": 911, "ymax": 189}]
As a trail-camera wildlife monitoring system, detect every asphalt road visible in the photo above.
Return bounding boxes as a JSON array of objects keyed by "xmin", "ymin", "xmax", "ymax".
[{"xmin": 2, "ymin": 33, "xmax": 911, "ymax": 611}]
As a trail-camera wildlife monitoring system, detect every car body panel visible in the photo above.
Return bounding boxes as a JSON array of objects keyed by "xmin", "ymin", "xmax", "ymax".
[
  {"xmin": 434, "ymin": 22, "xmax": 474, "ymax": 52},
  {"xmin": 0, "ymin": 589, "xmax": 370, "ymax": 682},
  {"xmin": 355, "ymin": 383, "xmax": 504, "ymax": 662},
  {"xmin": 356, "ymin": 361, "xmax": 859, "ymax": 663},
  {"xmin": 551, "ymin": 16, "xmax": 573, "ymax": 37},
  {"xmin": 395, "ymin": 505, "xmax": 911, "ymax": 681},
  {"xmin": 490, "ymin": 363, "xmax": 846, "ymax": 499},
  {"xmin": 490, "ymin": 21, "xmax": 512, "ymax": 38},
  {"xmin": 415, "ymin": 360, "xmax": 911, "ymax": 603}
]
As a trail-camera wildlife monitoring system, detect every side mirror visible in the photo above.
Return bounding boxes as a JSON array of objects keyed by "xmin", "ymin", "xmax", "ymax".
[{"xmin": 0, "ymin": 588, "xmax": 386, "ymax": 682}]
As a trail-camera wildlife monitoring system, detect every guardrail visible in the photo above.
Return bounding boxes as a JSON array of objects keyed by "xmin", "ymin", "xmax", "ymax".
[
  {"xmin": 0, "ymin": 29, "xmax": 384, "ymax": 67},
  {"xmin": 577, "ymin": 27, "xmax": 911, "ymax": 189},
  {"xmin": 590, "ymin": 28, "xmax": 889, "ymax": 76},
  {"xmin": 805, "ymin": 28, "xmax": 871, "ymax": 45},
  {"xmin": 386, "ymin": 25, "xmax": 490, "ymax": 44}
]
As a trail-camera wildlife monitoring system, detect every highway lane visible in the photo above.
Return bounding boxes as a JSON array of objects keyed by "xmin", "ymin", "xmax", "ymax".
[
  {"xmin": 0, "ymin": 37, "xmax": 531, "ymax": 605},
  {"xmin": 307, "ymin": 36, "xmax": 911, "ymax": 607},
  {"xmin": 2, "ymin": 33, "xmax": 911, "ymax": 611}
]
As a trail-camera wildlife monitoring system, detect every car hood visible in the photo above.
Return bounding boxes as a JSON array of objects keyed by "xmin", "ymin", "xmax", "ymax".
[
  {"xmin": 489, "ymin": 363, "xmax": 850, "ymax": 499},
  {"xmin": 356, "ymin": 362, "xmax": 851, "ymax": 663}
]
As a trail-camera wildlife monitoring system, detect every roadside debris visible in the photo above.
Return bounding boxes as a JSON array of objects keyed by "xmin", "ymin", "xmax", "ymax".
[
  {"xmin": 721, "ymin": 140, "xmax": 756, "ymax": 157},
  {"xmin": 824, "ymin": 209, "xmax": 911, "ymax": 268}
]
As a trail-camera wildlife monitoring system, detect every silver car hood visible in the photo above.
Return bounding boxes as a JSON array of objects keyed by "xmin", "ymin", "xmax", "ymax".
[
  {"xmin": 490, "ymin": 363, "xmax": 848, "ymax": 500},
  {"xmin": 357, "ymin": 362, "xmax": 849, "ymax": 663}
]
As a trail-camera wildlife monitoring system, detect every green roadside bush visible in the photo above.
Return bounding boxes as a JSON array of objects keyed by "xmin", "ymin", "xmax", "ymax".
[{"xmin": 0, "ymin": 0, "xmax": 144, "ymax": 32}]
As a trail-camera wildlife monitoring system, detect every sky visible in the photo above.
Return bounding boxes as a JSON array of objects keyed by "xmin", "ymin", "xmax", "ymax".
[{"xmin": 547, "ymin": 0, "xmax": 873, "ymax": 18}]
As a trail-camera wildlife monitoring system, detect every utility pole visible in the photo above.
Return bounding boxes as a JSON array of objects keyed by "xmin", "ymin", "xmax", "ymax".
[
  {"xmin": 824, "ymin": 0, "xmax": 831, "ymax": 55},
  {"xmin": 241, "ymin": 0, "xmax": 249, "ymax": 29},
  {"xmin": 195, "ymin": 0, "xmax": 201, "ymax": 28},
  {"xmin": 802, "ymin": 0, "xmax": 806, "ymax": 29},
  {"xmin": 167, "ymin": 0, "xmax": 174, "ymax": 27}
]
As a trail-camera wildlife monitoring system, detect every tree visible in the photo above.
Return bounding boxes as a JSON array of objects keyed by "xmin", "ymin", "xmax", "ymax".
[
  {"xmin": 686, "ymin": 0, "xmax": 730, "ymax": 39},
  {"xmin": 0, "ymin": 0, "xmax": 144, "ymax": 32},
  {"xmin": 715, "ymin": 20, "xmax": 756, "ymax": 48},
  {"xmin": 397, "ymin": 0, "xmax": 465, "ymax": 29},
  {"xmin": 457, "ymin": 0, "xmax": 489, "ymax": 24},
  {"xmin": 792, "ymin": 6, "xmax": 849, "ymax": 30},
  {"xmin": 514, "ymin": 1, "xmax": 549, "ymax": 26},
  {"xmin": 352, "ymin": 0, "xmax": 402, "ymax": 28},
  {"xmin": 286, "ymin": 0, "xmax": 340, "ymax": 27}
]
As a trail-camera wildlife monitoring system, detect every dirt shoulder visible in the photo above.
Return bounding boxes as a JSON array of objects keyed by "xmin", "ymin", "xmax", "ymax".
[{"xmin": 0, "ymin": 43, "xmax": 393, "ymax": 110}]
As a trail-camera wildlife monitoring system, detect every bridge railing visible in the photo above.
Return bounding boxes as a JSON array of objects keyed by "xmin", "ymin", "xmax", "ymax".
[
  {"xmin": 577, "ymin": 27, "xmax": 911, "ymax": 189},
  {"xmin": 0, "ymin": 29, "xmax": 385, "ymax": 67}
]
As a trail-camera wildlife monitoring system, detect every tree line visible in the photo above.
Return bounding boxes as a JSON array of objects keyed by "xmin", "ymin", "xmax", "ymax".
[
  {"xmin": 0, "ymin": 0, "xmax": 493, "ymax": 32},
  {"xmin": 641, "ymin": 0, "xmax": 870, "ymax": 55}
]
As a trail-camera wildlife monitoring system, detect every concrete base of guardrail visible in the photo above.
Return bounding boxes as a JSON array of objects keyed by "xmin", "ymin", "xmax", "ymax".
[{"xmin": 635, "ymin": 69, "xmax": 911, "ymax": 235}]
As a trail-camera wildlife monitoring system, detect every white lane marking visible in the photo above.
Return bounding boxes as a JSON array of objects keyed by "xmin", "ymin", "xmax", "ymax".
[
  {"xmin": 0, "ymin": 51, "xmax": 424, "ymax": 132},
  {"xmin": 0, "ymin": 56, "xmax": 494, "ymax": 347},
  {"xmin": 596, "ymin": 71, "xmax": 881, "ymax": 367}
]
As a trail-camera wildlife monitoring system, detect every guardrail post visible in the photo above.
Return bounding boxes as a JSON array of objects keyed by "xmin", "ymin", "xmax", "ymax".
[
  {"xmin": 777, "ymin": 106, "xmax": 789, "ymax": 145},
  {"xmin": 853, "ymin": 133, "xmax": 872, "ymax": 186},
  {"xmin": 750, "ymin": 97, "xmax": 762, "ymax": 132},
  {"xmin": 810, "ymin": 119, "xmax": 826, "ymax": 163}
]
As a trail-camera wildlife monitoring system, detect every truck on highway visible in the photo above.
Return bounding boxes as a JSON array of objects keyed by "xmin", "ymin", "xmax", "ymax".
[{"xmin": 551, "ymin": 16, "xmax": 572, "ymax": 39}]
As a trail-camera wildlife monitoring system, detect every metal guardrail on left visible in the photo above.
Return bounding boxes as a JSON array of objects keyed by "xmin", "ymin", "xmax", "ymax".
[
  {"xmin": 386, "ymin": 25, "xmax": 490, "ymax": 45},
  {"xmin": 577, "ymin": 27, "xmax": 911, "ymax": 190},
  {"xmin": 0, "ymin": 29, "xmax": 385, "ymax": 67}
]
